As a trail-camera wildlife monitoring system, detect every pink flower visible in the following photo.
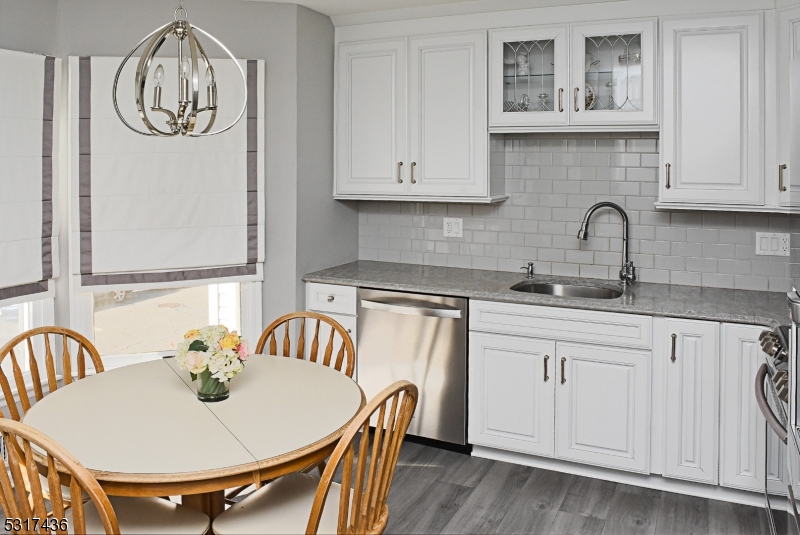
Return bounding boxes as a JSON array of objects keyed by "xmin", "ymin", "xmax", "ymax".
[
  {"xmin": 184, "ymin": 351, "xmax": 207, "ymax": 374},
  {"xmin": 237, "ymin": 342, "xmax": 249, "ymax": 361}
]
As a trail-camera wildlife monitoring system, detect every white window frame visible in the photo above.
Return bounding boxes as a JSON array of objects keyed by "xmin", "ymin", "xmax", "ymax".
[{"xmin": 70, "ymin": 282, "xmax": 262, "ymax": 370}]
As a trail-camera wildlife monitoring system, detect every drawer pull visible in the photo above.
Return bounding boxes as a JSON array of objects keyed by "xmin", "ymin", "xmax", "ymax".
[
  {"xmin": 397, "ymin": 162, "xmax": 403, "ymax": 183},
  {"xmin": 327, "ymin": 295, "xmax": 335, "ymax": 303},
  {"xmin": 573, "ymin": 87, "xmax": 579, "ymax": 112},
  {"xmin": 544, "ymin": 355, "xmax": 549, "ymax": 382},
  {"xmin": 560, "ymin": 357, "xmax": 566, "ymax": 384},
  {"xmin": 411, "ymin": 162, "xmax": 417, "ymax": 184},
  {"xmin": 665, "ymin": 163, "xmax": 671, "ymax": 189},
  {"xmin": 780, "ymin": 164, "xmax": 788, "ymax": 192},
  {"xmin": 558, "ymin": 88, "xmax": 564, "ymax": 112},
  {"xmin": 670, "ymin": 333, "xmax": 677, "ymax": 362}
]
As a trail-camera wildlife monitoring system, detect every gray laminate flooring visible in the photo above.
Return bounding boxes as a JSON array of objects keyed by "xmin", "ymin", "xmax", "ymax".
[{"xmin": 384, "ymin": 440, "xmax": 785, "ymax": 535}]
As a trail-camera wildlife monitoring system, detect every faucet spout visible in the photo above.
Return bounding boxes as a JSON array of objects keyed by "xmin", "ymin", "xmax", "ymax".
[{"xmin": 577, "ymin": 201, "xmax": 636, "ymax": 285}]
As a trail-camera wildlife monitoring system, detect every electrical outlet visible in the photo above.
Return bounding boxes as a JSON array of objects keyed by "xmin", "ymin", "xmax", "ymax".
[
  {"xmin": 443, "ymin": 218, "xmax": 463, "ymax": 238},
  {"xmin": 755, "ymin": 232, "xmax": 790, "ymax": 256}
]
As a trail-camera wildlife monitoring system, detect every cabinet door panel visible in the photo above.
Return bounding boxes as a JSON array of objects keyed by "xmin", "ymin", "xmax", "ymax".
[
  {"xmin": 778, "ymin": 6, "xmax": 800, "ymax": 206},
  {"xmin": 335, "ymin": 39, "xmax": 406, "ymax": 195},
  {"xmin": 555, "ymin": 343, "xmax": 650, "ymax": 473},
  {"xmin": 660, "ymin": 15, "xmax": 764, "ymax": 205},
  {"xmin": 662, "ymin": 319, "xmax": 719, "ymax": 484},
  {"xmin": 408, "ymin": 32, "xmax": 487, "ymax": 197},
  {"xmin": 489, "ymin": 26, "xmax": 569, "ymax": 127},
  {"xmin": 469, "ymin": 332, "xmax": 555, "ymax": 456},
  {"xmin": 569, "ymin": 19, "xmax": 657, "ymax": 125},
  {"xmin": 719, "ymin": 323, "xmax": 789, "ymax": 493}
]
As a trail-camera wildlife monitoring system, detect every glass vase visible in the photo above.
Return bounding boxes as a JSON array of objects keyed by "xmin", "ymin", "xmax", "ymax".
[{"xmin": 195, "ymin": 369, "xmax": 230, "ymax": 402}]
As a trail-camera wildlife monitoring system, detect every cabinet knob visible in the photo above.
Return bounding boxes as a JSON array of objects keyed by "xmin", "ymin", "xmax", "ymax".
[{"xmin": 327, "ymin": 295, "xmax": 335, "ymax": 303}]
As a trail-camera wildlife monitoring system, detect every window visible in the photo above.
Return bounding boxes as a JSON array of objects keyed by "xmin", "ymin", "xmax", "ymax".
[
  {"xmin": 73, "ymin": 282, "xmax": 260, "ymax": 369},
  {"xmin": 0, "ymin": 299, "xmax": 55, "ymax": 383}
]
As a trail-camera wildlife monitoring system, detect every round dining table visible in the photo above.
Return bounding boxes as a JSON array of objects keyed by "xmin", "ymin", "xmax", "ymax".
[{"xmin": 22, "ymin": 355, "xmax": 365, "ymax": 519}]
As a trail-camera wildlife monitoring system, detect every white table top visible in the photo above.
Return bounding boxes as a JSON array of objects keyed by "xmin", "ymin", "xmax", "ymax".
[{"xmin": 23, "ymin": 356, "xmax": 364, "ymax": 478}]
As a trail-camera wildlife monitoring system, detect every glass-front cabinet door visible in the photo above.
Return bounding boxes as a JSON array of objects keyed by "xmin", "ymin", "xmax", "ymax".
[
  {"xmin": 489, "ymin": 26, "xmax": 569, "ymax": 127},
  {"xmin": 569, "ymin": 19, "xmax": 657, "ymax": 125}
]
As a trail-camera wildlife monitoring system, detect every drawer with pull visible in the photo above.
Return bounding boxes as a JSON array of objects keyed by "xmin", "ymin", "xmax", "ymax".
[
  {"xmin": 306, "ymin": 283, "xmax": 357, "ymax": 316},
  {"xmin": 470, "ymin": 300, "xmax": 652, "ymax": 350}
]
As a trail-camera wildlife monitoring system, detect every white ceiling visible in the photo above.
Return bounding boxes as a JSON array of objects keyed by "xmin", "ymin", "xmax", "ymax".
[{"xmin": 247, "ymin": 0, "xmax": 610, "ymax": 18}]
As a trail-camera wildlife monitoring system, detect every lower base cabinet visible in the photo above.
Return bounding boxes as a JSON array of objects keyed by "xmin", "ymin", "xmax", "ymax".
[
  {"xmin": 468, "ymin": 332, "xmax": 555, "ymax": 456},
  {"xmin": 555, "ymin": 343, "xmax": 650, "ymax": 474}
]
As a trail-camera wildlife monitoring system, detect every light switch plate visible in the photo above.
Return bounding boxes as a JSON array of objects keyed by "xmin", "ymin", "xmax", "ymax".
[
  {"xmin": 443, "ymin": 218, "xmax": 463, "ymax": 238},
  {"xmin": 755, "ymin": 232, "xmax": 790, "ymax": 256}
]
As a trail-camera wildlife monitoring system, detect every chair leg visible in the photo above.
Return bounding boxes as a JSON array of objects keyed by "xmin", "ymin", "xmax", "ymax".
[{"xmin": 224, "ymin": 484, "xmax": 253, "ymax": 505}]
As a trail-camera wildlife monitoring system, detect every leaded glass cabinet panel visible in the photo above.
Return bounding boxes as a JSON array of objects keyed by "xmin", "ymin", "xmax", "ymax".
[
  {"xmin": 489, "ymin": 26, "xmax": 569, "ymax": 127},
  {"xmin": 570, "ymin": 19, "xmax": 657, "ymax": 125}
]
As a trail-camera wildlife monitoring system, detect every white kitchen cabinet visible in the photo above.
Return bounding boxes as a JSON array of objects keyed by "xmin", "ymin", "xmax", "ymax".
[
  {"xmin": 555, "ymin": 342, "xmax": 650, "ymax": 473},
  {"xmin": 658, "ymin": 14, "xmax": 764, "ymax": 208},
  {"xmin": 335, "ymin": 39, "xmax": 407, "ymax": 196},
  {"xmin": 335, "ymin": 32, "xmax": 501, "ymax": 203},
  {"xmin": 305, "ymin": 282, "xmax": 357, "ymax": 378},
  {"xmin": 661, "ymin": 319, "xmax": 719, "ymax": 484},
  {"xmin": 569, "ymin": 19, "xmax": 657, "ymax": 126},
  {"xmin": 468, "ymin": 332, "xmax": 555, "ymax": 456},
  {"xmin": 489, "ymin": 25, "xmax": 569, "ymax": 128},
  {"xmin": 488, "ymin": 19, "xmax": 656, "ymax": 130},
  {"xmin": 720, "ymin": 323, "xmax": 788, "ymax": 494},
  {"xmin": 778, "ymin": 6, "xmax": 800, "ymax": 207}
]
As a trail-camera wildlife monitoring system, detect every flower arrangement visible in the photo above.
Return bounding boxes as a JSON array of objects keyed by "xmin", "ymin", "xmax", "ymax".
[{"xmin": 175, "ymin": 325, "xmax": 248, "ymax": 401}]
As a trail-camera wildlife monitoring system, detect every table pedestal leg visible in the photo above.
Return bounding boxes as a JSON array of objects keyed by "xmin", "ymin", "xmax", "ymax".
[{"xmin": 182, "ymin": 491, "xmax": 225, "ymax": 520}]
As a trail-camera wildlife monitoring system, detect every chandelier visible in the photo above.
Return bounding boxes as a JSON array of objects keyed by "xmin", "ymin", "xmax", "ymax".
[{"xmin": 112, "ymin": 3, "xmax": 246, "ymax": 137}]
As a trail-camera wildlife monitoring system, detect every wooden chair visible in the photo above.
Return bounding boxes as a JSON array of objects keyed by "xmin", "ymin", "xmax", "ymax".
[
  {"xmin": 0, "ymin": 326, "xmax": 105, "ymax": 421},
  {"xmin": 254, "ymin": 312, "xmax": 355, "ymax": 378},
  {"xmin": 212, "ymin": 380, "xmax": 419, "ymax": 535},
  {"xmin": 0, "ymin": 418, "xmax": 211, "ymax": 535}
]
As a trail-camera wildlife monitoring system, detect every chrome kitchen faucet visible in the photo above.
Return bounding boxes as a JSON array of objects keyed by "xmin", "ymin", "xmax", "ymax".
[{"xmin": 577, "ymin": 201, "xmax": 636, "ymax": 285}]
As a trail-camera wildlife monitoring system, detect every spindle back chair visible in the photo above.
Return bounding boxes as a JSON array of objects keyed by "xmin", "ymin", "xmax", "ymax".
[
  {"xmin": 254, "ymin": 312, "xmax": 355, "ymax": 378},
  {"xmin": 0, "ymin": 419, "xmax": 120, "ymax": 534},
  {"xmin": 307, "ymin": 380, "xmax": 418, "ymax": 535},
  {"xmin": 0, "ymin": 327, "xmax": 104, "ymax": 421}
]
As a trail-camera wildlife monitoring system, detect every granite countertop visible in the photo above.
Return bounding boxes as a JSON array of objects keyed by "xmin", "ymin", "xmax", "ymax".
[{"xmin": 303, "ymin": 261, "xmax": 791, "ymax": 328}]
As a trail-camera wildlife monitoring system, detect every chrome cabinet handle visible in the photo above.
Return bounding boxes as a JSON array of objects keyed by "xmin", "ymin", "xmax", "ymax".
[
  {"xmin": 560, "ymin": 357, "xmax": 566, "ymax": 384},
  {"xmin": 780, "ymin": 164, "xmax": 788, "ymax": 192},
  {"xmin": 327, "ymin": 295, "xmax": 335, "ymax": 302},
  {"xmin": 397, "ymin": 162, "xmax": 403, "ymax": 183},
  {"xmin": 544, "ymin": 355, "xmax": 549, "ymax": 382},
  {"xmin": 670, "ymin": 333, "xmax": 677, "ymax": 362},
  {"xmin": 411, "ymin": 162, "xmax": 417, "ymax": 184},
  {"xmin": 573, "ymin": 87, "xmax": 579, "ymax": 112},
  {"xmin": 558, "ymin": 88, "xmax": 564, "ymax": 112},
  {"xmin": 665, "ymin": 163, "xmax": 671, "ymax": 189}
]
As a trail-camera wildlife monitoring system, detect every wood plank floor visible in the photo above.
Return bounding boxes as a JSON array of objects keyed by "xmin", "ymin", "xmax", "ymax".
[{"xmin": 384, "ymin": 441, "xmax": 785, "ymax": 535}]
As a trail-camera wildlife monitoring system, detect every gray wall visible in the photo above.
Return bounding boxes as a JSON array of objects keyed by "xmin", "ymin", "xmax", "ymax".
[
  {"xmin": 0, "ymin": 0, "xmax": 357, "ymax": 326},
  {"xmin": 359, "ymin": 133, "xmax": 792, "ymax": 292}
]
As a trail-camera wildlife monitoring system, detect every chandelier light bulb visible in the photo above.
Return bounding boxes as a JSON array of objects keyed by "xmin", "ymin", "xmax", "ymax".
[
  {"xmin": 153, "ymin": 64, "xmax": 164, "ymax": 88},
  {"xmin": 181, "ymin": 58, "xmax": 191, "ymax": 80}
]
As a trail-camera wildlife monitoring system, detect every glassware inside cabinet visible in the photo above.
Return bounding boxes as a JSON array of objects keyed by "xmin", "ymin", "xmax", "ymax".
[
  {"xmin": 503, "ymin": 39, "xmax": 556, "ymax": 113},
  {"xmin": 583, "ymin": 33, "xmax": 642, "ymax": 112}
]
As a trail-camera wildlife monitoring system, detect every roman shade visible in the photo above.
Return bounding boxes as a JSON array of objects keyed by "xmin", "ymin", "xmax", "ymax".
[
  {"xmin": 0, "ymin": 49, "xmax": 60, "ymax": 306},
  {"xmin": 69, "ymin": 56, "xmax": 264, "ymax": 291}
]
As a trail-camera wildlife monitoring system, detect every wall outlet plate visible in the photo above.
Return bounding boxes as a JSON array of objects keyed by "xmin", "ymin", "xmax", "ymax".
[
  {"xmin": 443, "ymin": 218, "xmax": 463, "ymax": 238},
  {"xmin": 755, "ymin": 232, "xmax": 790, "ymax": 257}
]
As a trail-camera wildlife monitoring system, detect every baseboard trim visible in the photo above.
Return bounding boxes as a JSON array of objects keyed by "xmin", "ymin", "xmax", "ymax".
[{"xmin": 472, "ymin": 445, "xmax": 788, "ymax": 511}]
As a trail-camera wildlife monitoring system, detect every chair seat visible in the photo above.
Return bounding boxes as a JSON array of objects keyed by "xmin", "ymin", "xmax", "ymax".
[
  {"xmin": 212, "ymin": 473, "xmax": 341, "ymax": 535},
  {"xmin": 38, "ymin": 474, "xmax": 88, "ymax": 501},
  {"xmin": 67, "ymin": 496, "xmax": 210, "ymax": 534}
]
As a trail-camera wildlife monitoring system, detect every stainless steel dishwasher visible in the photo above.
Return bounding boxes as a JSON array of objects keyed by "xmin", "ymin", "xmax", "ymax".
[{"xmin": 357, "ymin": 288, "xmax": 467, "ymax": 445}]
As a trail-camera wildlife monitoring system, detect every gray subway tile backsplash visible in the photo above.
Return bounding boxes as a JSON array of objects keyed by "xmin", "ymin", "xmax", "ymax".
[{"xmin": 358, "ymin": 133, "xmax": 792, "ymax": 292}]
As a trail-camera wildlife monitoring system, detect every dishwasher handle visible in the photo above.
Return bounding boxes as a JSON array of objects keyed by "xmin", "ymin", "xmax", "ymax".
[{"xmin": 360, "ymin": 299, "xmax": 463, "ymax": 319}]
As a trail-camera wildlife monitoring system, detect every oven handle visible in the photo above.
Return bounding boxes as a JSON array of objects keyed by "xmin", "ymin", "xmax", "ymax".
[
  {"xmin": 755, "ymin": 363, "xmax": 788, "ymax": 443},
  {"xmin": 360, "ymin": 299, "xmax": 463, "ymax": 319}
]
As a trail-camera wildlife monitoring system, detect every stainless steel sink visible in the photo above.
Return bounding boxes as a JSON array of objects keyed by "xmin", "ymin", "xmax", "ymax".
[{"xmin": 510, "ymin": 281, "xmax": 623, "ymax": 299}]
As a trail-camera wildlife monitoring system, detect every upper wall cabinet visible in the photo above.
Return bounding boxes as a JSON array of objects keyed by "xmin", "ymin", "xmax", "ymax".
[
  {"xmin": 335, "ymin": 32, "xmax": 503, "ymax": 203},
  {"xmin": 488, "ymin": 19, "xmax": 657, "ymax": 131},
  {"xmin": 778, "ymin": 6, "xmax": 800, "ymax": 208},
  {"xmin": 658, "ymin": 13, "xmax": 765, "ymax": 209}
]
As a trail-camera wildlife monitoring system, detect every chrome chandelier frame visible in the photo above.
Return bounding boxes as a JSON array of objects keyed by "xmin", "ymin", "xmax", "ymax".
[{"xmin": 112, "ymin": 5, "xmax": 247, "ymax": 137}]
